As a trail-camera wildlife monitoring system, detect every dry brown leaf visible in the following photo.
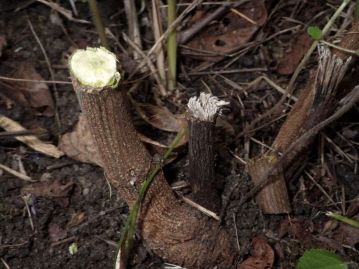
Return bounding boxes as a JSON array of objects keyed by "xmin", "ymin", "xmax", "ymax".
[
  {"xmin": 0, "ymin": 62, "xmax": 55, "ymax": 116},
  {"xmin": 59, "ymin": 114, "xmax": 103, "ymax": 167},
  {"xmin": 48, "ymin": 223, "xmax": 67, "ymax": 242},
  {"xmin": 60, "ymin": 111, "xmax": 186, "ymax": 166},
  {"xmin": 333, "ymin": 220, "xmax": 359, "ymax": 248},
  {"xmin": 22, "ymin": 179, "xmax": 74, "ymax": 198},
  {"xmin": 0, "ymin": 114, "xmax": 64, "ymax": 158},
  {"xmin": 239, "ymin": 237, "xmax": 274, "ymax": 269},
  {"xmin": 186, "ymin": 1, "xmax": 267, "ymax": 61},
  {"xmin": 277, "ymin": 33, "xmax": 312, "ymax": 75},
  {"xmin": 135, "ymin": 103, "xmax": 187, "ymax": 133},
  {"xmin": 66, "ymin": 212, "xmax": 87, "ymax": 229},
  {"xmin": 134, "ymin": 103, "xmax": 188, "ymax": 149}
]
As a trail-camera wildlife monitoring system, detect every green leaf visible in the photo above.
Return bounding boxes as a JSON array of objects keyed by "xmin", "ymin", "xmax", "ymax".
[
  {"xmin": 297, "ymin": 249, "xmax": 347, "ymax": 269},
  {"xmin": 326, "ymin": 211, "xmax": 359, "ymax": 229},
  {"xmin": 307, "ymin": 26, "xmax": 322, "ymax": 40}
]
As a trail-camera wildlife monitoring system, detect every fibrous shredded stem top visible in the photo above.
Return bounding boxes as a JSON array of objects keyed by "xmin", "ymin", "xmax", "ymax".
[{"xmin": 187, "ymin": 92, "xmax": 229, "ymax": 122}]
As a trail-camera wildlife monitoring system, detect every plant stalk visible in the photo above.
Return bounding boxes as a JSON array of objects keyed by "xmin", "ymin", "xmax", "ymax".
[
  {"xmin": 167, "ymin": 0, "xmax": 177, "ymax": 91},
  {"xmin": 69, "ymin": 47, "xmax": 237, "ymax": 268},
  {"xmin": 88, "ymin": 0, "xmax": 109, "ymax": 48}
]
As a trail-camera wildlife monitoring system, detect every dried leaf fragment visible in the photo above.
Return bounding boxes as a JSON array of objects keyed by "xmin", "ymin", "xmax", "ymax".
[
  {"xmin": 59, "ymin": 114, "xmax": 103, "ymax": 166},
  {"xmin": 48, "ymin": 222, "xmax": 67, "ymax": 242},
  {"xmin": 0, "ymin": 114, "xmax": 64, "ymax": 158},
  {"xmin": 135, "ymin": 103, "xmax": 187, "ymax": 133},
  {"xmin": 0, "ymin": 62, "xmax": 55, "ymax": 116},
  {"xmin": 186, "ymin": 1, "xmax": 267, "ymax": 61},
  {"xmin": 21, "ymin": 179, "xmax": 74, "ymax": 198},
  {"xmin": 66, "ymin": 212, "xmax": 86, "ymax": 229},
  {"xmin": 239, "ymin": 237, "xmax": 274, "ymax": 269},
  {"xmin": 277, "ymin": 33, "xmax": 312, "ymax": 75}
]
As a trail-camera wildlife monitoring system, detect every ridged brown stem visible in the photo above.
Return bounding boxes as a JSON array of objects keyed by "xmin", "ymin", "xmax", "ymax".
[
  {"xmin": 188, "ymin": 118, "xmax": 221, "ymax": 213},
  {"xmin": 72, "ymin": 78, "xmax": 236, "ymax": 268},
  {"xmin": 248, "ymin": 20, "xmax": 359, "ymax": 214}
]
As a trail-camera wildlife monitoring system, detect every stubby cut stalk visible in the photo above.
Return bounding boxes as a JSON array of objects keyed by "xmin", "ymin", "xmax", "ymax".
[
  {"xmin": 69, "ymin": 47, "xmax": 237, "ymax": 268},
  {"xmin": 247, "ymin": 20, "xmax": 359, "ymax": 214},
  {"xmin": 187, "ymin": 93, "xmax": 228, "ymax": 213}
]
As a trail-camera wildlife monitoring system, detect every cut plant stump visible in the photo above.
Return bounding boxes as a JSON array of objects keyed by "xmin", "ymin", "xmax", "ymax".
[
  {"xmin": 69, "ymin": 47, "xmax": 237, "ymax": 268},
  {"xmin": 187, "ymin": 93, "xmax": 228, "ymax": 213},
  {"xmin": 248, "ymin": 20, "xmax": 359, "ymax": 214}
]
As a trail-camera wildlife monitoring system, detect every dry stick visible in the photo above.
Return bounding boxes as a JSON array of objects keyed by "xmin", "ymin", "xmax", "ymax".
[
  {"xmin": 132, "ymin": 0, "xmax": 203, "ymax": 78},
  {"xmin": 241, "ymin": 85, "xmax": 359, "ymax": 208},
  {"xmin": 187, "ymin": 93, "xmax": 228, "ymax": 213},
  {"xmin": 28, "ymin": 20, "xmax": 61, "ymax": 134},
  {"xmin": 124, "ymin": 0, "xmax": 142, "ymax": 60},
  {"xmin": 69, "ymin": 47, "xmax": 236, "ymax": 269},
  {"xmin": 151, "ymin": 0, "xmax": 167, "ymax": 84},
  {"xmin": 0, "ymin": 128, "xmax": 46, "ymax": 138},
  {"xmin": 88, "ymin": 0, "xmax": 108, "ymax": 48},
  {"xmin": 123, "ymin": 33, "xmax": 167, "ymax": 96},
  {"xmin": 0, "ymin": 76, "xmax": 71, "ymax": 84},
  {"xmin": 178, "ymin": 0, "xmax": 250, "ymax": 44},
  {"xmin": 0, "ymin": 163, "xmax": 34, "ymax": 182}
]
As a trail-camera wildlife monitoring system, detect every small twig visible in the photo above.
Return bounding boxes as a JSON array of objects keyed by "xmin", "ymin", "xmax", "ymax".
[
  {"xmin": 124, "ymin": 0, "xmax": 142, "ymax": 59},
  {"xmin": 123, "ymin": 33, "xmax": 167, "ymax": 96},
  {"xmin": 27, "ymin": 20, "xmax": 61, "ymax": 134},
  {"xmin": 182, "ymin": 196, "xmax": 220, "ymax": 221},
  {"xmin": 321, "ymin": 39, "xmax": 358, "ymax": 55},
  {"xmin": 0, "ymin": 241, "xmax": 28, "ymax": 249},
  {"xmin": 0, "ymin": 75, "xmax": 71, "ymax": 84},
  {"xmin": 0, "ymin": 258, "xmax": 10, "ymax": 269},
  {"xmin": 304, "ymin": 171, "xmax": 339, "ymax": 209},
  {"xmin": 0, "ymin": 128, "xmax": 46, "ymax": 138},
  {"xmin": 232, "ymin": 214, "xmax": 241, "ymax": 252},
  {"xmin": 178, "ymin": 0, "xmax": 250, "ymax": 44},
  {"xmin": 0, "ymin": 163, "xmax": 34, "ymax": 182},
  {"xmin": 147, "ymin": 0, "xmax": 203, "ymax": 60},
  {"xmin": 22, "ymin": 194, "xmax": 35, "ymax": 231},
  {"xmin": 50, "ymin": 236, "xmax": 76, "ymax": 248},
  {"xmin": 151, "ymin": 0, "xmax": 167, "ymax": 84},
  {"xmin": 230, "ymin": 7, "xmax": 257, "ymax": 25},
  {"xmin": 36, "ymin": 0, "xmax": 90, "ymax": 24}
]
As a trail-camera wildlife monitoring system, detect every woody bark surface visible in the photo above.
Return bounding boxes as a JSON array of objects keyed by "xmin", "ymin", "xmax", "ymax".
[
  {"xmin": 187, "ymin": 93, "xmax": 228, "ymax": 213},
  {"xmin": 69, "ymin": 47, "xmax": 236, "ymax": 268},
  {"xmin": 248, "ymin": 20, "xmax": 359, "ymax": 214}
]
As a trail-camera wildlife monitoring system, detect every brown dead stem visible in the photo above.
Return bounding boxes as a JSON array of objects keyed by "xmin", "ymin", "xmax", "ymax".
[
  {"xmin": 72, "ymin": 79, "xmax": 237, "ymax": 268},
  {"xmin": 248, "ymin": 20, "xmax": 359, "ymax": 214}
]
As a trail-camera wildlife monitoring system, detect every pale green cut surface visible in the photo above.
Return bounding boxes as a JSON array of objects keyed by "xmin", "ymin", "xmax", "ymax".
[{"xmin": 70, "ymin": 47, "xmax": 121, "ymax": 88}]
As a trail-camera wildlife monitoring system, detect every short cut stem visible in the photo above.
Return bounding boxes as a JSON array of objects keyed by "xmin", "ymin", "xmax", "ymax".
[{"xmin": 187, "ymin": 93, "xmax": 228, "ymax": 213}]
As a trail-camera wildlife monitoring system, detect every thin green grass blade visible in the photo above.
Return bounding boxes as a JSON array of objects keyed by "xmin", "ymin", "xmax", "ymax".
[{"xmin": 115, "ymin": 128, "xmax": 188, "ymax": 269}]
